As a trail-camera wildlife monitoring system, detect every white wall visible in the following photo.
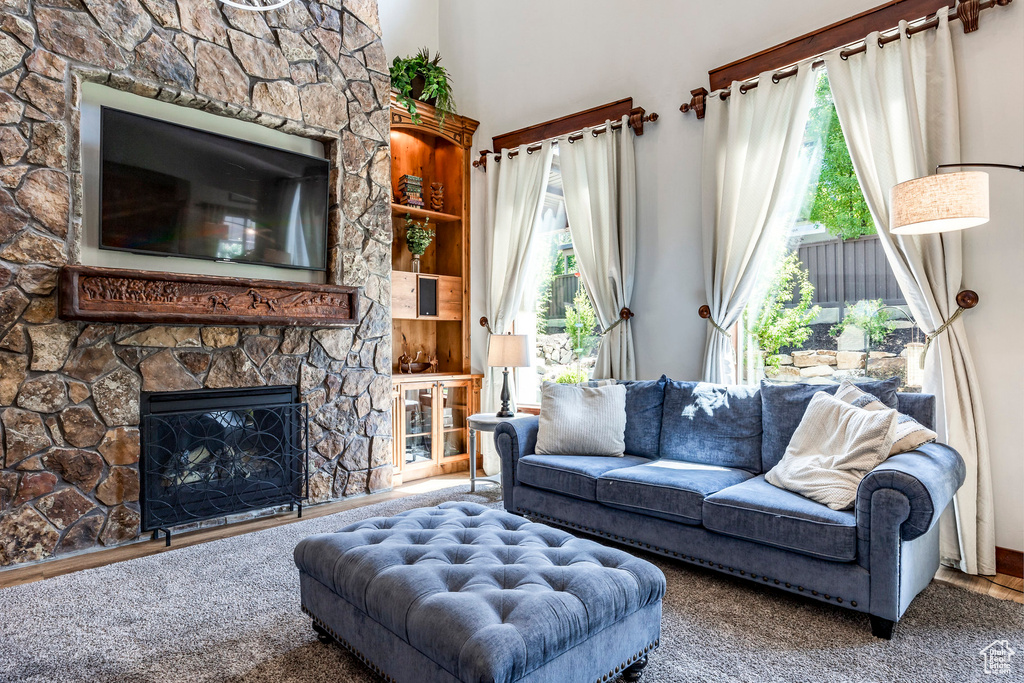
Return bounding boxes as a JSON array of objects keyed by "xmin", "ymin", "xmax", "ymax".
[
  {"xmin": 378, "ymin": 0, "xmax": 440, "ymax": 62},
  {"xmin": 386, "ymin": 1, "xmax": 1024, "ymax": 552}
]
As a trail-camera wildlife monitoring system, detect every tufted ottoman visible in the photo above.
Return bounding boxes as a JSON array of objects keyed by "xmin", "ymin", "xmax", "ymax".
[{"xmin": 293, "ymin": 502, "xmax": 665, "ymax": 683}]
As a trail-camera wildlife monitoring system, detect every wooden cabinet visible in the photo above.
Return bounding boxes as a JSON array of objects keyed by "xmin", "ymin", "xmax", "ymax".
[
  {"xmin": 392, "ymin": 374, "xmax": 482, "ymax": 484},
  {"xmin": 390, "ymin": 91, "xmax": 478, "ymax": 375}
]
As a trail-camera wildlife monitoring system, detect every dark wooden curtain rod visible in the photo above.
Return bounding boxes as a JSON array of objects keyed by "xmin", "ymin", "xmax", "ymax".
[
  {"xmin": 473, "ymin": 104, "xmax": 658, "ymax": 170},
  {"xmin": 680, "ymin": 0, "xmax": 1012, "ymax": 118}
]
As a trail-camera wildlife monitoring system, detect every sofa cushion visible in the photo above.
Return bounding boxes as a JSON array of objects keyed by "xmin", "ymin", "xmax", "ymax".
[
  {"xmin": 620, "ymin": 376, "xmax": 669, "ymax": 458},
  {"xmin": 765, "ymin": 392, "xmax": 898, "ymax": 511},
  {"xmin": 537, "ymin": 383, "xmax": 627, "ymax": 456},
  {"xmin": 596, "ymin": 459, "xmax": 755, "ymax": 525},
  {"xmin": 517, "ymin": 454, "xmax": 650, "ymax": 501},
  {"xmin": 760, "ymin": 377, "xmax": 901, "ymax": 471},
  {"xmin": 703, "ymin": 476, "xmax": 858, "ymax": 562},
  {"xmin": 660, "ymin": 381, "xmax": 762, "ymax": 472},
  {"xmin": 582, "ymin": 377, "xmax": 668, "ymax": 458}
]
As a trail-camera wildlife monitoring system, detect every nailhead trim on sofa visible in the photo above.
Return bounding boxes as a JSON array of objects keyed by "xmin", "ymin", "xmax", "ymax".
[{"xmin": 516, "ymin": 507, "xmax": 856, "ymax": 609}]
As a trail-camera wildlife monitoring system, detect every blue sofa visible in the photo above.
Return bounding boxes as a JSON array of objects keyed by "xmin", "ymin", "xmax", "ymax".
[{"xmin": 495, "ymin": 377, "xmax": 966, "ymax": 639}]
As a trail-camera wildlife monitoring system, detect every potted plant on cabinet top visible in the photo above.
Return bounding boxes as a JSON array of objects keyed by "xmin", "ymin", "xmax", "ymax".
[
  {"xmin": 404, "ymin": 214, "xmax": 434, "ymax": 273},
  {"xmin": 390, "ymin": 48, "xmax": 457, "ymax": 128}
]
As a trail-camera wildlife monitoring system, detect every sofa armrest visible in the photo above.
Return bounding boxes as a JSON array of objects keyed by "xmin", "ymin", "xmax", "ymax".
[
  {"xmin": 494, "ymin": 416, "xmax": 539, "ymax": 511},
  {"xmin": 856, "ymin": 442, "xmax": 966, "ymax": 543}
]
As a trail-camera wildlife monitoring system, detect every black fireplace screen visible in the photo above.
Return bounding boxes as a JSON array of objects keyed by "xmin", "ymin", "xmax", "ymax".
[{"xmin": 140, "ymin": 386, "xmax": 308, "ymax": 533}]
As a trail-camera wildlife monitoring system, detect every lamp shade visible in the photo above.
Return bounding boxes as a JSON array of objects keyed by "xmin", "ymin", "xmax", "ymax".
[
  {"xmin": 890, "ymin": 171, "xmax": 990, "ymax": 235},
  {"xmin": 487, "ymin": 334, "xmax": 530, "ymax": 368}
]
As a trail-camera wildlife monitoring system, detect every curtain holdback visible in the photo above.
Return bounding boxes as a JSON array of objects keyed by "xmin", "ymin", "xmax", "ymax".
[
  {"xmin": 699, "ymin": 304, "xmax": 732, "ymax": 337},
  {"xmin": 919, "ymin": 289, "xmax": 979, "ymax": 368},
  {"xmin": 599, "ymin": 307, "xmax": 635, "ymax": 336}
]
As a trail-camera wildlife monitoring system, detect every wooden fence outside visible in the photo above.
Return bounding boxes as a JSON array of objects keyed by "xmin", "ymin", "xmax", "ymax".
[
  {"xmin": 547, "ymin": 273, "xmax": 580, "ymax": 320},
  {"xmin": 796, "ymin": 234, "xmax": 906, "ymax": 312}
]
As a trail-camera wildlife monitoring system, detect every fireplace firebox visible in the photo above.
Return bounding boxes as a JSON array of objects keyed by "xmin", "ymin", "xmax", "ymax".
[{"xmin": 140, "ymin": 386, "xmax": 308, "ymax": 545}]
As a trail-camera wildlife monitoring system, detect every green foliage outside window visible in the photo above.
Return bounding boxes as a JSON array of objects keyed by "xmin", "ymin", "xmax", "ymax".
[
  {"xmin": 747, "ymin": 252, "xmax": 821, "ymax": 369},
  {"xmin": 807, "ymin": 75, "xmax": 876, "ymax": 240},
  {"xmin": 565, "ymin": 284, "xmax": 598, "ymax": 355},
  {"xmin": 555, "ymin": 368, "xmax": 588, "ymax": 384},
  {"xmin": 829, "ymin": 299, "xmax": 898, "ymax": 346}
]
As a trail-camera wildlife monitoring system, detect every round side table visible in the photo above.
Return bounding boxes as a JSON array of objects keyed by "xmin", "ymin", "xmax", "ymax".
[{"xmin": 468, "ymin": 413, "xmax": 529, "ymax": 492}]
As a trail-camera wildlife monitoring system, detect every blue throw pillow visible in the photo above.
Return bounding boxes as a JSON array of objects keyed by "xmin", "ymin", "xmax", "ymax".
[
  {"xmin": 587, "ymin": 376, "xmax": 667, "ymax": 458},
  {"xmin": 759, "ymin": 377, "xmax": 901, "ymax": 471},
  {"xmin": 659, "ymin": 380, "xmax": 763, "ymax": 472}
]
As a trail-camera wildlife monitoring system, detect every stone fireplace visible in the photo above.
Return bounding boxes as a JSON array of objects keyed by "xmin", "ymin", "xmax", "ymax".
[{"xmin": 0, "ymin": 0, "xmax": 393, "ymax": 567}]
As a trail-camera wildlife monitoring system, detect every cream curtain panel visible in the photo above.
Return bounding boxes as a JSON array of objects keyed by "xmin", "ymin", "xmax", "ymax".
[
  {"xmin": 700, "ymin": 66, "xmax": 819, "ymax": 383},
  {"xmin": 480, "ymin": 142, "xmax": 554, "ymax": 473},
  {"xmin": 825, "ymin": 8, "xmax": 994, "ymax": 575},
  {"xmin": 558, "ymin": 115, "xmax": 638, "ymax": 380}
]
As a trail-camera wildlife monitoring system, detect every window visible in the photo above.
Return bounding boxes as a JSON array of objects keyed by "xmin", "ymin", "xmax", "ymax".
[
  {"xmin": 740, "ymin": 72, "xmax": 925, "ymax": 391},
  {"xmin": 516, "ymin": 156, "xmax": 601, "ymax": 405}
]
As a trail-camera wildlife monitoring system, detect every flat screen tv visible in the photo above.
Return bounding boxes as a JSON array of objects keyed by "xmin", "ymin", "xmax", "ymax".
[{"xmin": 100, "ymin": 107, "xmax": 329, "ymax": 271}]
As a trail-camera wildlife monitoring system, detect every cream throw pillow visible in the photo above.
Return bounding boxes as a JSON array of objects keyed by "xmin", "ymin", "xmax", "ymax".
[
  {"xmin": 536, "ymin": 382, "xmax": 627, "ymax": 456},
  {"xmin": 765, "ymin": 392, "xmax": 898, "ymax": 510},
  {"xmin": 834, "ymin": 380, "xmax": 937, "ymax": 455}
]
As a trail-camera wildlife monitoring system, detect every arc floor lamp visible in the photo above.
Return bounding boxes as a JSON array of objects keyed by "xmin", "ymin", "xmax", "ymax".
[{"xmin": 891, "ymin": 163, "xmax": 1024, "ymax": 235}]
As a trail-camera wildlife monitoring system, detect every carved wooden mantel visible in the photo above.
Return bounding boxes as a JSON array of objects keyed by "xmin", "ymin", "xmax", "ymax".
[{"xmin": 59, "ymin": 266, "xmax": 359, "ymax": 327}]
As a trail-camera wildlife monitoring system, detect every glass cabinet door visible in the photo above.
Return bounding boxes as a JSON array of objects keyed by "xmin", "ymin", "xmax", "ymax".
[
  {"xmin": 402, "ymin": 384, "xmax": 435, "ymax": 468},
  {"xmin": 439, "ymin": 381, "xmax": 469, "ymax": 459}
]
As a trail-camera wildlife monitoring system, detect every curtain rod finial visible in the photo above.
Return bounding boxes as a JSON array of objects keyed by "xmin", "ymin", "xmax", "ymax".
[
  {"xmin": 958, "ymin": 0, "xmax": 981, "ymax": 33},
  {"xmin": 680, "ymin": 88, "xmax": 709, "ymax": 119},
  {"xmin": 472, "ymin": 150, "xmax": 491, "ymax": 171}
]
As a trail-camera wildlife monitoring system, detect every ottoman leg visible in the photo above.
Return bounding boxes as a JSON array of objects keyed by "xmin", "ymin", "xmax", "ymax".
[
  {"xmin": 621, "ymin": 654, "xmax": 648, "ymax": 681},
  {"xmin": 312, "ymin": 620, "xmax": 333, "ymax": 645}
]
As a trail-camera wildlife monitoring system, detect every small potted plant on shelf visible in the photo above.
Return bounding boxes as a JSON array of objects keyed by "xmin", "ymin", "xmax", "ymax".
[
  {"xmin": 390, "ymin": 48, "xmax": 457, "ymax": 127},
  {"xmin": 404, "ymin": 213, "xmax": 434, "ymax": 273}
]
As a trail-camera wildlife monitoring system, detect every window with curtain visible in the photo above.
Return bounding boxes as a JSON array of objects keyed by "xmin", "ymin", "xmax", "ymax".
[
  {"xmin": 738, "ymin": 72, "xmax": 925, "ymax": 391},
  {"xmin": 516, "ymin": 155, "xmax": 602, "ymax": 405}
]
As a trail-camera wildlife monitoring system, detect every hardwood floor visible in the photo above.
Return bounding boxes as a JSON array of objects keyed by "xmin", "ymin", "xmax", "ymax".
[
  {"xmin": 935, "ymin": 566, "xmax": 1024, "ymax": 604},
  {"xmin": 2, "ymin": 475, "xmax": 1021, "ymax": 609},
  {"xmin": 0, "ymin": 474, "xmax": 471, "ymax": 590}
]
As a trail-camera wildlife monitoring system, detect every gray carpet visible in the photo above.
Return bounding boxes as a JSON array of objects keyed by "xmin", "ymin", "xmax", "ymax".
[{"xmin": 0, "ymin": 485, "xmax": 1019, "ymax": 683}]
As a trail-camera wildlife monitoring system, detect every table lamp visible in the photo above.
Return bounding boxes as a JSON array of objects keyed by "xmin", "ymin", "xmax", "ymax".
[
  {"xmin": 890, "ymin": 162, "xmax": 1023, "ymax": 235},
  {"xmin": 487, "ymin": 333, "xmax": 530, "ymax": 418}
]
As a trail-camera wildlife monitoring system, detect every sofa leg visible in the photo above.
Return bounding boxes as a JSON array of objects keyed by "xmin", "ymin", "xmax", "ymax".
[
  {"xmin": 312, "ymin": 620, "xmax": 333, "ymax": 645},
  {"xmin": 870, "ymin": 616, "xmax": 895, "ymax": 640},
  {"xmin": 621, "ymin": 654, "xmax": 648, "ymax": 681}
]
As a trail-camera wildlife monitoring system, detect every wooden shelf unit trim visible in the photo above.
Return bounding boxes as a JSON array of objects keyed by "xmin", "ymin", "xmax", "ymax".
[
  {"xmin": 392, "ymin": 373, "xmax": 482, "ymax": 384},
  {"xmin": 392, "ymin": 203, "xmax": 461, "ymax": 224}
]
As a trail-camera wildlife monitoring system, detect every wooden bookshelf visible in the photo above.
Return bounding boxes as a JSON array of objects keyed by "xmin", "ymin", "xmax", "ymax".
[
  {"xmin": 389, "ymin": 91, "xmax": 478, "ymax": 374},
  {"xmin": 389, "ymin": 92, "xmax": 483, "ymax": 484}
]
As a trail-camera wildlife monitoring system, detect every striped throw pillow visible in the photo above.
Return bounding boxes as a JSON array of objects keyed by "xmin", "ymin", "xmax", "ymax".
[{"xmin": 834, "ymin": 380, "xmax": 936, "ymax": 455}]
